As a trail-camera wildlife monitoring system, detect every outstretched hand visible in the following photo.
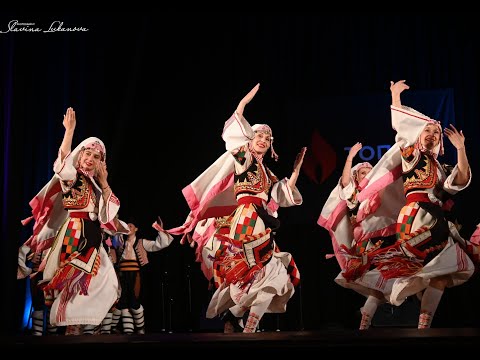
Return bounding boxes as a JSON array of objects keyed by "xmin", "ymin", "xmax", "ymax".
[
  {"xmin": 293, "ymin": 147, "xmax": 307, "ymax": 173},
  {"xmin": 444, "ymin": 124, "xmax": 465, "ymax": 150},
  {"xmin": 152, "ymin": 217, "xmax": 165, "ymax": 232},
  {"xmin": 348, "ymin": 142, "xmax": 363, "ymax": 160},
  {"xmin": 236, "ymin": 83, "xmax": 260, "ymax": 117},
  {"xmin": 63, "ymin": 107, "xmax": 76, "ymax": 131},
  {"xmin": 287, "ymin": 147, "xmax": 307, "ymax": 189},
  {"xmin": 390, "ymin": 80, "xmax": 409, "ymax": 97}
]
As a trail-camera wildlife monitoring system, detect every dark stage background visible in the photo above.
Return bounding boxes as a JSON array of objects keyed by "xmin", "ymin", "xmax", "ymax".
[{"xmin": 2, "ymin": 13, "xmax": 480, "ymax": 335}]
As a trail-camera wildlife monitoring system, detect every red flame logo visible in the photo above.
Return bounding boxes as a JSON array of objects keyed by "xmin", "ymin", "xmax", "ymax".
[{"xmin": 302, "ymin": 130, "xmax": 337, "ymax": 184}]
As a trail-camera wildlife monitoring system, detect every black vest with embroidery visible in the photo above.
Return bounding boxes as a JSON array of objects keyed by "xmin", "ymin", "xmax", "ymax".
[
  {"xmin": 62, "ymin": 173, "xmax": 96, "ymax": 209},
  {"xmin": 234, "ymin": 159, "xmax": 278, "ymax": 198},
  {"xmin": 402, "ymin": 153, "xmax": 454, "ymax": 203},
  {"xmin": 402, "ymin": 153, "xmax": 438, "ymax": 196}
]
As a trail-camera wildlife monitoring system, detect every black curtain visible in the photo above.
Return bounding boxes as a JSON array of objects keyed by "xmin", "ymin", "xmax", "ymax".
[{"xmin": 2, "ymin": 13, "xmax": 480, "ymax": 334}]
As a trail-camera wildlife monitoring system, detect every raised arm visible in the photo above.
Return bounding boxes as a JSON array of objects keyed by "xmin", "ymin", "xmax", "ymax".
[
  {"xmin": 288, "ymin": 147, "xmax": 307, "ymax": 189},
  {"xmin": 145, "ymin": 217, "xmax": 173, "ymax": 251},
  {"xmin": 390, "ymin": 80, "xmax": 410, "ymax": 107},
  {"xmin": 236, "ymin": 83, "xmax": 260, "ymax": 117},
  {"xmin": 59, "ymin": 107, "xmax": 76, "ymax": 161},
  {"xmin": 444, "ymin": 124, "xmax": 470, "ymax": 186},
  {"xmin": 341, "ymin": 142, "xmax": 362, "ymax": 188}
]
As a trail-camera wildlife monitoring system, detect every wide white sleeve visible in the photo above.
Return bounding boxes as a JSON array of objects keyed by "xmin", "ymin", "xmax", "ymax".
[
  {"xmin": 339, "ymin": 178, "xmax": 355, "ymax": 202},
  {"xmin": 318, "ymin": 180, "xmax": 345, "ymax": 228},
  {"xmin": 97, "ymin": 191, "xmax": 121, "ymax": 224},
  {"xmin": 270, "ymin": 178, "xmax": 302, "ymax": 211},
  {"xmin": 443, "ymin": 164, "xmax": 472, "ymax": 194},
  {"xmin": 53, "ymin": 148, "xmax": 78, "ymax": 191},
  {"xmin": 222, "ymin": 112, "xmax": 255, "ymax": 151},
  {"xmin": 329, "ymin": 177, "xmax": 357, "ymax": 210},
  {"xmin": 142, "ymin": 231, "xmax": 174, "ymax": 252},
  {"xmin": 391, "ymin": 105, "xmax": 431, "ymax": 148}
]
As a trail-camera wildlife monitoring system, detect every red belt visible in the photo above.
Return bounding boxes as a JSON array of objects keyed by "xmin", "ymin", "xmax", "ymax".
[
  {"xmin": 406, "ymin": 193, "xmax": 439, "ymax": 205},
  {"xmin": 69, "ymin": 212, "xmax": 90, "ymax": 219},
  {"xmin": 237, "ymin": 196, "xmax": 265, "ymax": 207}
]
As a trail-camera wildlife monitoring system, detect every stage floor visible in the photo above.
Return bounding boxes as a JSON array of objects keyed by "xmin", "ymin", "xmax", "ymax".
[{"xmin": 5, "ymin": 328, "xmax": 480, "ymax": 353}]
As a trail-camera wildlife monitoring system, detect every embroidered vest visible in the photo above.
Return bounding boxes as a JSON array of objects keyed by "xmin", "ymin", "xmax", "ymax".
[
  {"xmin": 62, "ymin": 173, "xmax": 96, "ymax": 209},
  {"xmin": 403, "ymin": 152, "xmax": 438, "ymax": 196},
  {"xmin": 118, "ymin": 238, "xmax": 149, "ymax": 268},
  {"xmin": 234, "ymin": 158, "xmax": 278, "ymax": 198}
]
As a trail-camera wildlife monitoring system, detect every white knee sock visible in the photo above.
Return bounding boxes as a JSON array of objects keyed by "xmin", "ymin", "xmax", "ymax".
[
  {"xmin": 419, "ymin": 286, "xmax": 444, "ymax": 329},
  {"xmin": 359, "ymin": 295, "xmax": 383, "ymax": 330},
  {"xmin": 243, "ymin": 301, "xmax": 270, "ymax": 333}
]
